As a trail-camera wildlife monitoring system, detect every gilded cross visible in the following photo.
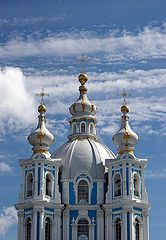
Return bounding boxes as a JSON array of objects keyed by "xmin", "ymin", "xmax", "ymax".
[
  {"xmin": 120, "ymin": 88, "xmax": 130, "ymax": 105},
  {"xmin": 77, "ymin": 54, "xmax": 89, "ymax": 73},
  {"xmin": 36, "ymin": 88, "xmax": 49, "ymax": 104}
]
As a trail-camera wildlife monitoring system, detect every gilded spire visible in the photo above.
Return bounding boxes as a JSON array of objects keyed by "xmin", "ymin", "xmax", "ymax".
[
  {"xmin": 28, "ymin": 89, "xmax": 54, "ymax": 157},
  {"xmin": 112, "ymin": 89, "xmax": 139, "ymax": 156},
  {"xmin": 68, "ymin": 66, "xmax": 97, "ymax": 141}
]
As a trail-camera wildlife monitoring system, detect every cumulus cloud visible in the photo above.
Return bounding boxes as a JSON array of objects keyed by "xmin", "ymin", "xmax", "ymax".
[
  {"xmin": 0, "ymin": 25, "xmax": 166, "ymax": 62},
  {"xmin": 0, "ymin": 162, "xmax": 13, "ymax": 174},
  {"xmin": 0, "ymin": 206, "xmax": 17, "ymax": 236},
  {"xmin": 0, "ymin": 66, "xmax": 165, "ymax": 136},
  {"xmin": 0, "ymin": 67, "xmax": 36, "ymax": 134}
]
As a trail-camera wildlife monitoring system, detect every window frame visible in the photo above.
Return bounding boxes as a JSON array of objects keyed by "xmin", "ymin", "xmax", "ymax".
[
  {"xmin": 80, "ymin": 121, "xmax": 86, "ymax": 134},
  {"xmin": 26, "ymin": 172, "xmax": 34, "ymax": 198},
  {"xmin": 133, "ymin": 173, "xmax": 141, "ymax": 198},
  {"xmin": 113, "ymin": 172, "xmax": 122, "ymax": 198},
  {"xmin": 45, "ymin": 172, "xmax": 53, "ymax": 198}
]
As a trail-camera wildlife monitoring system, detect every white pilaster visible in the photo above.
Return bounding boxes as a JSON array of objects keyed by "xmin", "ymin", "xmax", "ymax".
[
  {"xmin": 97, "ymin": 210, "xmax": 104, "ymax": 240},
  {"xmin": 34, "ymin": 163, "xmax": 38, "ymax": 197},
  {"xmin": 122, "ymin": 210, "xmax": 127, "ymax": 240},
  {"xmin": 40, "ymin": 163, "xmax": 44, "ymax": 197},
  {"xmin": 17, "ymin": 211, "xmax": 24, "ymax": 240},
  {"xmin": 89, "ymin": 223, "xmax": 95, "ymax": 240},
  {"xmin": 39, "ymin": 210, "xmax": 44, "ymax": 240},
  {"xmin": 63, "ymin": 210, "xmax": 70, "ymax": 240},
  {"xmin": 32, "ymin": 210, "xmax": 37, "ymax": 240}
]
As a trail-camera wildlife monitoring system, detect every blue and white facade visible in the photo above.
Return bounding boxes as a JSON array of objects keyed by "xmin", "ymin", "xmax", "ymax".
[{"xmin": 16, "ymin": 73, "xmax": 150, "ymax": 240}]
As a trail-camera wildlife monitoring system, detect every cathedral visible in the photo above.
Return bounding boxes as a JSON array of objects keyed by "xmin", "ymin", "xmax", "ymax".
[{"xmin": 15, "ymin": 71, "xmax": 150, "ymax": 240}]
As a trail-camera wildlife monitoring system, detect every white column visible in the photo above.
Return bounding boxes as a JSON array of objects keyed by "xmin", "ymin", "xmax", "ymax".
[
  {"xmin": 97, "ymin": 210, "xmax": 104, "ymax": 240},
  {"xmin": 54, "ymin": 210, "xmax": 62, "ymax": 240},
  {"xmin": 129, "ymin": 164, "xmax": 132, "ymax": 197},
  {"xmin": 17, "ymin": 211, "xmax": 24, "ymax": 240},
  {"xmin": 63, "ymin": 210, "xmax": 70, "ymax": 240},
  {"xmin": 105, "ymin": 208, "xmax": 112, "ymax": 240},
  {"xmin": 40, "ymin": 163, "xmax": 44, "ymax": 197},
  {"xmin": 123, "ymin": 162, "xmax": 127, "ymax": 198},
  {"xmin": 71, "ymin": 223, "xmax": 77, "ymax": 240},
  {"xmin": 122, "ymin": 210, "xmax": 127, "ymax": 240},
  {"xmin": 130, "ymin": 211, "xmax": 134, "ymax": 240},
  {"xmin": 143, "ymin": 211, "xmax": 149, "ymax": 240},
  {"xmin": 39, "ymin": 210, "xmax": 44, "ymax": 240},
  {"xmin": 34, "ymin": 163, "xmax": 38, "ymax": 197},
  {"xmin": 32, "ymin": 210, "xmax": 37, "ymax": 240},
  {"xmin": 89, "ymin": 223, "xmax": 95, "ymax": 240}
]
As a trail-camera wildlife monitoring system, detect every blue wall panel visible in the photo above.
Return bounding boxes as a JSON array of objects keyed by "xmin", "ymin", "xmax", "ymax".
[
  {"xmin": 91, "ymin": 182, "xmax": 97, "ymax": 204},
  {"xmin": 70, "ymin": 210, "xmax": 78, "ymax": 240},
  {"xmin": 69, "ymin": 182, "xmax": 75, "ymax": 205}
]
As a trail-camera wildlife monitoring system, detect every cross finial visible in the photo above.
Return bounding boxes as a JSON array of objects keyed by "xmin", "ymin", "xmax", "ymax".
[
  {"xmin": 120, "ymin": 88, "xmax": 130, "ymax": 105},
  {"xmin": 36, "ymin": 88, "xmax": 49, "ymax": 104},
  {"xmin": 77, "ymin": 54, "xmax": 89, "ymax": 73}
]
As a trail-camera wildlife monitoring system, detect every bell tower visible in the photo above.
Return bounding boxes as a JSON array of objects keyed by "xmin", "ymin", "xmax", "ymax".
[
  {"xmin": 15, "ymin": 89, "xmax": 63, "ymax": 240},
  {"xmin": 105, "ymin": 90, "xmax": 150, "ymax": 240}
]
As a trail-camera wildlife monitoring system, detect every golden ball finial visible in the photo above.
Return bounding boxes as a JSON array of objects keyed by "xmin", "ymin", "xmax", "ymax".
[
  {"xmin": 78, "ymin": 73, "xmax": 88, "ymax": 85},
  {"xmin": 121, "ymin": 105, "xmax": 129, "ymax": 114},
  {"xmin": 38, "ymin": 104, "xmax": 46, "ymax": 114}
]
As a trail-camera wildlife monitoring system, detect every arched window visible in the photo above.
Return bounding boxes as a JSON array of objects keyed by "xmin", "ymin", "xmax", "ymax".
[
  {"xmin": 45, "ymin": 174, "xmax": 52, "ymax": 197},
  {"xmin": 45, "ymin": 217, "xmax": 51, "ymax": 240},
  {"xmin": 133, "ymin": 174, "xmax": 140, "ymax": 197},
  {"xmin": 77, "ymin": 218, "xmax": 89, "ymax": 240},
  {"xmin": 26, "ymin": 173, "xmax": 33, "ymax": 197},
  {"xmin": 89, "ymin": 123, "xmax": 94, "ymax": 134},
  {"xmin": 25, "ymin": 218, "xmax": 32, "ymax": 240},
  {"xmin": 135, "ymin": 218, "xmax": 140, "ymax": 240},
  {"xmin": 81, "ymin": 122, "xmax": 86, "ymax": 134},
  {"xmin": 78, "ymin": 180, "xmax": 89, "ymax": 204},
  {"xmin": 73, "ymin": 123, "xmax": 77, "ymax": 134},
  {"xmin": 115, "ymin": 218, "xmax": 121, "ymax": 240},
  {"xmin": 114, "ymin": 173, "xmax": 122, "ymax": 197}
]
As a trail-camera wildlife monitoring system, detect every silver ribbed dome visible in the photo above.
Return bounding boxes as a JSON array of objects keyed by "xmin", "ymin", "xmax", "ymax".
[{"xmin": 52, "ymin": 139, "xmax": 115, "ymax": 179}]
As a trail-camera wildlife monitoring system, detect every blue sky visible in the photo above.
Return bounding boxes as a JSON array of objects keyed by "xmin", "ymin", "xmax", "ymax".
[{"xmin": 0, "ymin": 0, "xmax": 166, "ymax": 239}]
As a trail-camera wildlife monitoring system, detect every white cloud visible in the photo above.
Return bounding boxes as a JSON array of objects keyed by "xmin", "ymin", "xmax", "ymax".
[
  {"xmin": 0, "ymin": 65, "xmax": 165, "ymax": 136},
  {"xmin": 0, "ymin": 206, "xmax": 17, "ymax": 236},
  {"xmin": 0, "ymin": 162, "xmax": 13, "ymax": 174},
  {"xmin": 0, "ymin": 67, "xmax": 36, "ymax": 134},
  {"xmin": 145, "ymin": 169, "xmax": 166, "ymax": 179},
  {"xmin": 0, "ymin": 25, "xmax": 166, "ymax": 61}
]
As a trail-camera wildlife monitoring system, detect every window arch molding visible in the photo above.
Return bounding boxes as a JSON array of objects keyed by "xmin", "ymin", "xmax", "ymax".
[
  {"xmin": 74, "ymin": 172, "xmax": 93, "ymax": 205},
  {"xmin": 44, "ymin": 216, "xmax": 53, "ymax": 240},
  {"xmin": 72, "ymin": 122, "xmax": 77, "ymax": 134},
  {"xmin": 134, "ymin": 216, "xmax": 143, "ymax": 240},
  {"xmin": 26, "ymin": 172, "xmax": 34, "ymax": 198},
  {"xmin": 89, "ymin": 123, "xmax": 94, "ymax": 134},
  {"xmin": 24, "ymin": 217, "xmax": 32, "ymax": 240},
  {"xmin": 113, "ymin": 172, "xmax": 122, "ymax": 198},
  {"xmin": 80, "ymin": 121, "xmax": 86, "ymax": 134},
  {"xmin": 113, "ymin": 216, "xmax": 122, "ymax": 240},
  {"xmin": 133, "ymin": 172, "xmax": 141, "ymax": 198},
  {"xmin": 45, "ymin": 171, "xmax": 54, "ymax": 198},
  {"xmin": 76, "ymin": 178, "xmax": 90, "ymax": 204}
]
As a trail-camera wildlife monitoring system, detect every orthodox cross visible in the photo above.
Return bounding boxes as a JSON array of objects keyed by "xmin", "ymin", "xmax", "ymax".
[
  {"xmin": 120, "ymin": 88, "xmax": 130, "ymax": 105},
  {"xmin": 36, "ymin": 88, "xmax": 49, "ymax": 104},
  {"xmin": 77, "ymin": 54, "xmax": 89, "ymax": 73}
]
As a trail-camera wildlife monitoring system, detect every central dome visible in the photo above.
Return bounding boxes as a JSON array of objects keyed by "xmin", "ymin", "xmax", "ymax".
[{"xmin": 52, "ymin": 138, "xmax": 115, "ymax": 179}]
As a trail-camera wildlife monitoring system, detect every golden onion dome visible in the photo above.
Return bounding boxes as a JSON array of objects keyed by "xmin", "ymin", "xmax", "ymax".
[
  {"xmin": 121, "ymin": 105, "xmax": 129, "ymax": 114},
  {"xmin": 38, "ymin": 104, "xmax": 46, "ymax": 114},
  {"xmin": 78, "ymin": 73, "xmax": 88, "ymax": 85}
]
